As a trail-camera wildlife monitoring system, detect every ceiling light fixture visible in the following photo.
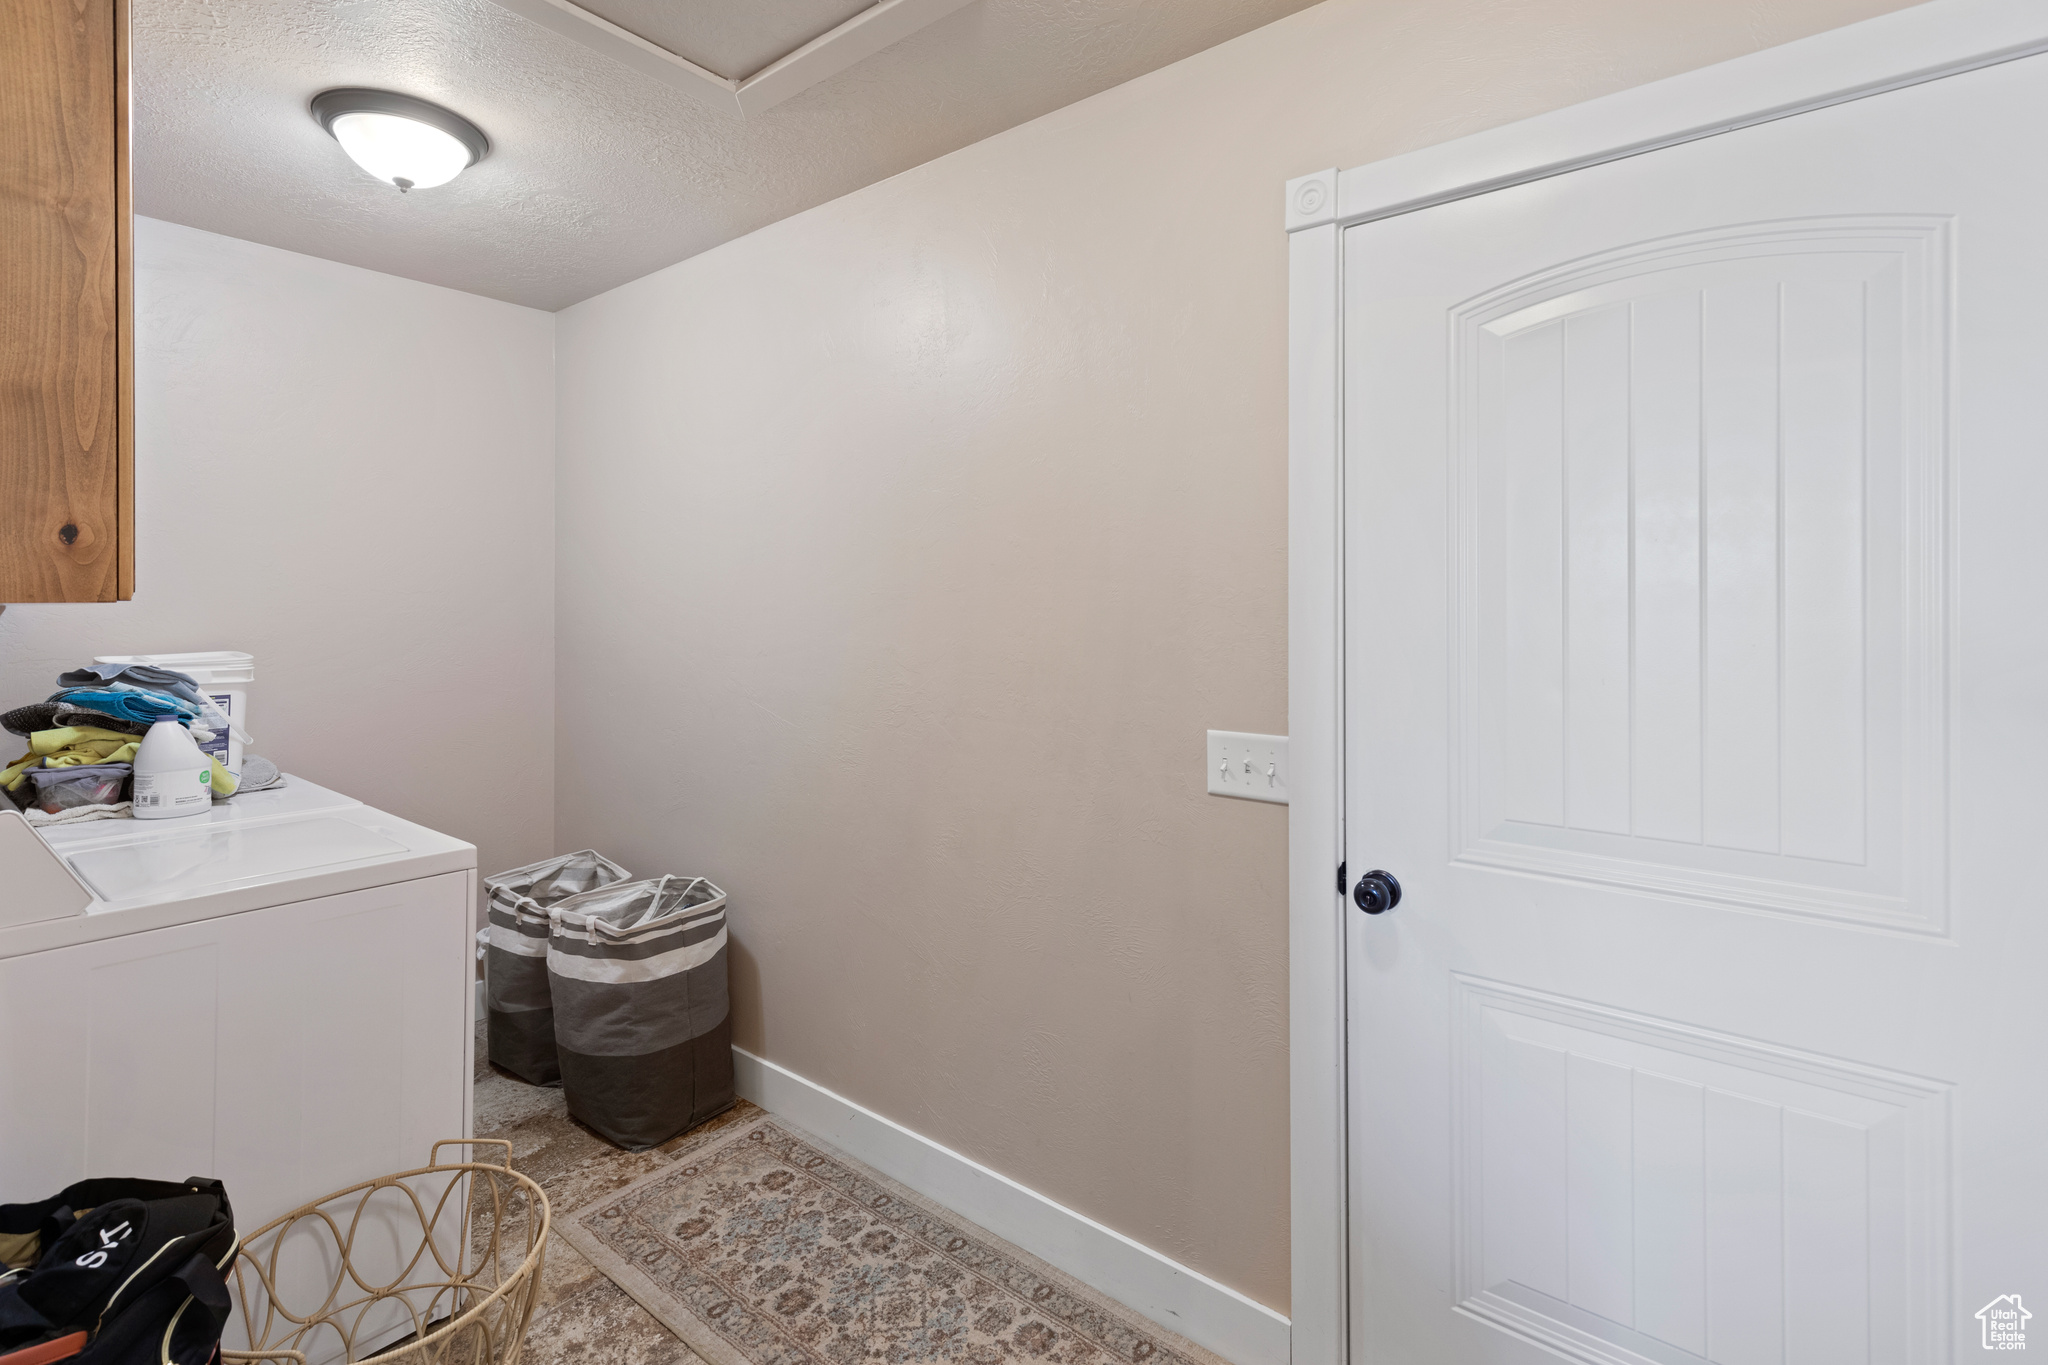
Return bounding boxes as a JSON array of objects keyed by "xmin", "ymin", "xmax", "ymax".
[{"xmin": 311, "ymin": 88, "xmax": 490, "ymax": 193}]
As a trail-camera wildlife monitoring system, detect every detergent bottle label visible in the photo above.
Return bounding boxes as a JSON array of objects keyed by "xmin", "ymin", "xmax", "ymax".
[{"xmin": 134, "ymin": 767, "xmax": 211, "ymax": 814}]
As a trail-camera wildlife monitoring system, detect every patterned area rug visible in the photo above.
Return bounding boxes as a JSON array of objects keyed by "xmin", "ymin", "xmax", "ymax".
[{"xmin": 559, "ymin": 1115, "xmax": 1228, "ymax": 1365}]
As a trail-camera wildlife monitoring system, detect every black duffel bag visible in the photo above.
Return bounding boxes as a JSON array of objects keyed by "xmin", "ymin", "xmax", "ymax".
[{"xmin": 0, "ymin": 1177, "xmax": 237, "ymax": 1365}]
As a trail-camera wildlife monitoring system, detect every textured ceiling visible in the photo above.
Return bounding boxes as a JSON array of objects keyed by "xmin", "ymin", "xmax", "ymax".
[{"xmin": 134, "ymin": 0, "xmax": 1323, "ymax": 310}]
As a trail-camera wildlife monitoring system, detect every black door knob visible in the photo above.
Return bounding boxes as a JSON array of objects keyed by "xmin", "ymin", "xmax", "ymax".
[{"xmin": 1353, "ymin": 869, "xmax": 1402, "ymax": 915}]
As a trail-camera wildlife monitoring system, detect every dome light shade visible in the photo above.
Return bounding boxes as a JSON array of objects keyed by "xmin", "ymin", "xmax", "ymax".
[
  {"xmin": 311, "ymin": 89, "xmax": 489, "ymax": 192},
  {"xmin": 330, "ymin": 112, "xmax": 469, "ymax": 190}
]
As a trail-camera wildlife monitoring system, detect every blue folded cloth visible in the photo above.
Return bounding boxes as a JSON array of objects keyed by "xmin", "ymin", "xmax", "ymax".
[
  {"xmin": 48, "ymin": 687, "xmax": 198, "ymax": 727},
  {"xmin": 59, "ymin": 663, "xmax": 212, "ymax": 713}
]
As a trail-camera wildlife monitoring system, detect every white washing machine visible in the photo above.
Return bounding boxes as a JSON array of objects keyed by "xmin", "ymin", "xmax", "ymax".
[{"xmin": 0, "ymin": 778, "xmax": 477, "ymax": 1234}]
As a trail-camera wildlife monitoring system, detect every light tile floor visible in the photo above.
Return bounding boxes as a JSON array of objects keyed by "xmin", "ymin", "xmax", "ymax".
[
  {"xmin": 473, "ymin": 1033, "xmax": 760, "ymax": 1365},
  {"xmin": 476, "ymin": 1035, "xmax": 1214, "ymax": 1365}
]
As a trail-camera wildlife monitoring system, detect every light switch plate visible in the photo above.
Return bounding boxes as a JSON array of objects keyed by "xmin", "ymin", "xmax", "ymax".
[{"xmin": 1207, "ymin": 731, "xmax": 1288, "ymax": 804}]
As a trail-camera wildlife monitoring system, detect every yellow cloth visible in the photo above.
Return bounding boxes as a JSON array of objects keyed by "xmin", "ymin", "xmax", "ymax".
[
  {"xmin": 33, "ymin": 726, "xmax": 142, "ymax": 769},
  {"xmin": 2, "ymin": 724, "xmax": 235, "ymax": 798},
  {"xmin": 1, "ymin": 752, "xmax": 36, "ymax": 792},
  {"xmin": 41, "ymin": 744, "xmax": 142, "ymax": 767},
  {"xmin": 31, "ymin": 725, "xmax": 142, "ymax": 756}
]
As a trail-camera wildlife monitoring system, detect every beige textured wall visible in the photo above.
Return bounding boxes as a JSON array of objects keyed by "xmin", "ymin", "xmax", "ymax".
[
  {"xmin": 554, "ymin": 0, "xmax": 1911, "ymax": 1313},
  {"xmin": 1, "ymin": 219, "xmax": 557, "ymax": 890}
]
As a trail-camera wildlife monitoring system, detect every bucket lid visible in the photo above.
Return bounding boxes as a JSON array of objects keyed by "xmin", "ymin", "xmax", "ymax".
[{"xmin": 95, "ymin": 652, "xmax": 255, "ymax": 684}]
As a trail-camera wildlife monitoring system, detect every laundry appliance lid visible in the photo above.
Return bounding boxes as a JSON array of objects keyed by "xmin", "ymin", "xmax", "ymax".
[
  {"xmin": 64, "ymin": 815, "xmax": 410, "ymax": 903},
  {"xmin": 4, "ymin": 776, "xmax": 475, "ymax": 961}
]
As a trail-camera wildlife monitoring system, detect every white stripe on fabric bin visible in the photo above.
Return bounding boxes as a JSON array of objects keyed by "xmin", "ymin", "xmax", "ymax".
[
  {"xmin": 547, "ymin": 926, "xmax": 728, "ymax": 983},
  {"xmin": 490, "ymin": 924, "xmax": 550, "ymax": 957}
]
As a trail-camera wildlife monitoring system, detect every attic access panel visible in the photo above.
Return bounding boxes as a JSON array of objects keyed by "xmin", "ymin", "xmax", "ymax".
[
  {"xmin": 576, "ymin": 0, "xmax": 872, "ymax": 81},
  {"xmin": 484, "ymin": 0, "xmax": 975, "ymax": 115}
]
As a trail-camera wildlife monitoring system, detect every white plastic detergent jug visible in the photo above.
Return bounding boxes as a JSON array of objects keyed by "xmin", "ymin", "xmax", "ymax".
[{"xmin": 131, "ymin": 720, "xmax": 214, "ymax": 820}]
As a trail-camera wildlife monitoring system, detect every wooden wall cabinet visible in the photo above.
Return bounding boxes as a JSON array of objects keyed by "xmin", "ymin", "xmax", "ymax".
[{"xmin": 1, "ymin": 0, "xmax": 132, "ymax": 602}]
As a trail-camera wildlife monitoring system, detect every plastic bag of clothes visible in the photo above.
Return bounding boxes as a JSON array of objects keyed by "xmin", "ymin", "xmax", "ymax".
[
  {"xmin": 482, "ymin": 850, "xmax": 631, "ymax": 1084},
  {"xmin": 547, "ymin": 875, "xmax": 733, "ymax": 1150},
  {"xmin": 27, "ymin": 763, "xmax": 130, "ymax": 814}
]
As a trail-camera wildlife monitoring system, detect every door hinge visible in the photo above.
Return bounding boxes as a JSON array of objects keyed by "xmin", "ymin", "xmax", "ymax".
[{"xmin": 1336, "ymin": 860, "xmax": 1346, "ymax": 894}]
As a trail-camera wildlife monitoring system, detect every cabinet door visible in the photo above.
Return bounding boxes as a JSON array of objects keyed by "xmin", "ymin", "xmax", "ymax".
[
  {"xmin": 0, "ymin": 872, "xmax": 473, "ymax": 1229},
  {"xmin": 0, "ymin": 0, "xmax": 132, "ymax": 602}
]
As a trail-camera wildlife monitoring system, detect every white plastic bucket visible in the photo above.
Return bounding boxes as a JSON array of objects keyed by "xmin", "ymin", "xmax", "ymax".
[{"xmin": 93, "ymin": 651, "xmax": 254, "ymax": 778}]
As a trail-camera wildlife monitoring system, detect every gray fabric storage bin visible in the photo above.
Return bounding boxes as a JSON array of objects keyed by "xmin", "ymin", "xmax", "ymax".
[
  {"xmin": 484, "ymin": 849, "xmax": 631, "ymax": 1084},
  {"xmin": 547, "ymin": 875, "xmax": 733, "ymax": 1150}
]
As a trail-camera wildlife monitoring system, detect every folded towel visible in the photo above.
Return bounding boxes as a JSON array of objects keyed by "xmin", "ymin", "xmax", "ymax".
[
  {"xmin": 58, "ymin": 665, "xmax": 238, "ymax": 737},
  {"xmin": 47, "ymin": 688, "xmax": 198, "ymax": 727},
  {"xmin": 24, "ymin": 800, "xmax": 132, "ymax": 827},
  {"xmin": 2, "ymin": 702, "xmax": 150, "ymax": 739},
  {"xmin": 60, "ymin": 662, "xmax": 207, "ymax": 708},
  {"xmin": 231, "ymin": 754, "xmax": 284, "ymax": 793},
  {"xmin": 31, "ymin": 726, "xmax": 144, "ymax": 761}
]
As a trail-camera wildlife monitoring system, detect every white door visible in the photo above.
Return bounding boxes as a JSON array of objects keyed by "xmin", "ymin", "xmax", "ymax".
[{"xmin": 1344, "ymin": 54, "xmax": 2047, "ymax": 1365}]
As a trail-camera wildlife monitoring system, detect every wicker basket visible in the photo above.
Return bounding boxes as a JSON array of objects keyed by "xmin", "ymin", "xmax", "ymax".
[{"xmin": 221, "ymin": 1140, "xmax": 549, "ymax": 1365}]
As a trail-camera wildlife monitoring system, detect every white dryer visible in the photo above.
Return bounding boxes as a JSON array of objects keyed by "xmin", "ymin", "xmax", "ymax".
[{"xmin": 0, "ymin": 778, "xmax": 476, "ymax": 1233}]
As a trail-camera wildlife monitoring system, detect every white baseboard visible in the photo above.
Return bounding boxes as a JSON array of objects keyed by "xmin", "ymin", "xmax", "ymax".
[{"xmin": 731, "ymin": 1047, "xmax": 1291, "ymax": 1365}]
